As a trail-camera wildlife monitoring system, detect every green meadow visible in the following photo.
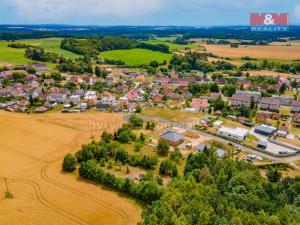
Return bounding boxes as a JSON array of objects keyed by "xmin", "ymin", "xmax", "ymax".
[
  {"xmin": 19, "ymin": 38, "xmax": 80, "ymax": 59},
  {"xmin": 0, "ymin": 38, "xmax": 79, "ymax": 68},
  {"xmin": 144, "ymin": 38, "xmax": 204, "ymax": 51},
  {"xmin": 100, "ymin": 48, "xmax": 172, "ymax": 66},
  {"xmin": 0, "ymin": 42, "xmax": 31, "ymax": 65}
]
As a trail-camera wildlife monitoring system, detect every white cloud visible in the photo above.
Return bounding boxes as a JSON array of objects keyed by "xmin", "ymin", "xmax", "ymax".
[
  {"xmin": 9, "ymin": 0, "xmax": 162, "ymax": 20},
  {"xmin": 295, "ymin": 4, "xmax": 300, "ymax": 21}
]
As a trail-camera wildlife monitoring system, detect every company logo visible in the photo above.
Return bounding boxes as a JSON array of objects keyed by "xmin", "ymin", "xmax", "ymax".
[{"xmin": 250, "ymin": 13, "xmax": 289, "ymax": 32}]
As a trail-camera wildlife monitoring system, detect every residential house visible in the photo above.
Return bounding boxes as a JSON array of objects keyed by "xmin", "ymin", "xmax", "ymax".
[
  {"xmin": 210, "ymin": 93, "xmax": 221, "ymax": 102},
  {"xmin": 160, "ymin": 130, "xmax": 185, "ymax": 146},
  {"xmin": 230, "ymin": 93, "xmax": 252, "ymax": 108},
  {"xmin": 26, "ymin": 63, "xmax": 47, "ymax": 71},
  {"xmin": 70, "ymin": 95, "xmax": 81, "ymax": 104},
  {"xmin": 82, "ymin": 76, "xmax": 94, "ymax": 84},
  {"xmin": 48, "ymin": 93, "xmax": 67, "ymax": 104},
  {"xmin": 154, "ymin": 77, "xmax": 170, "ymax": 84},
  {"xmin": 292, "ymin": 100, "xmax": 300, "ymax": 113},
  {"xmin": 126, "ymin": 89, "xmax": 144, "ymax": 102},
  {"xmin": 215, "ymin": 77, "xmax": 226, "ymax": 86},
  {"xmin": 84, "ymin": 91, "xmax": 97, "ymax": 104},
  {"xmin": 278, "ymin": 76, "xmax": 290, "ymax": 87},
  {"xmin": 69, "ymin": 75, "xmax": 82, "ymax": 83},
  {"xmin": 151, "ymin": 94, "xmax": 163, "ymax": 104},
  {"xmin": 259, "ymin": 97, "xmax": 280, "ymax": 111},
  {"xmin": 101, "ymin": 96, "xmax": 116, "ymax": 106},
  {"xmin": 190, "ymin": 98, "xmax": 209, "ymax": 112},
  {"xmin": 292, "ymin": 113, "xmax": 300, "ymax": 127},
  {"xmin": 272, "ymin": 95, "xmax": 294, "ymax": 106},
  {"xmin": 237, "ymin": 79, "xmax": 251, "ymax": 89},
  {"xmin": 236, "ymin": 90, "xmax": 261, "ymax": 102},
  {"xmin": 44, "ymin": 78, "xmax": 54, "ymax": 85}
]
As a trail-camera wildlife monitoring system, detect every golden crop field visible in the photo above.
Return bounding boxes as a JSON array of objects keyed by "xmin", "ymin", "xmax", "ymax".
[
  {"xmin": 0, "ymin": 111, "xmax": 141, "ymax": 225},
  {"xmin": 201, "ymin": 44, "xmax": 300, "ymax": 61}
]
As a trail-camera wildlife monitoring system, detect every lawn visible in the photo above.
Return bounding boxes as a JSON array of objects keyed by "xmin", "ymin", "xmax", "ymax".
[{"xmin": 100, "ymin": 48, "xmax": 172, "ymax": 66}]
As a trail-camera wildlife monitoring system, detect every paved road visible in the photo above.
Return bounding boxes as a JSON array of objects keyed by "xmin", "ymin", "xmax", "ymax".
[{"xmin": 127, "ymin": 114, "xmax": 300, "ymax": 163}]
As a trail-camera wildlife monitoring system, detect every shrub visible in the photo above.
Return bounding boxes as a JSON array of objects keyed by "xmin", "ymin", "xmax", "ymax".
[
  {"xmin": 62, "ymin": 153, "xmax": 77, "ymax": 172},
  {"xmin": 157, "ymin": 140, "xmax": 170, "ymax": 156}
]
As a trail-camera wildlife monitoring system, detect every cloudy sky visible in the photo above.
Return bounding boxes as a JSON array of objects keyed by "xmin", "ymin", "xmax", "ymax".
[{"xmin": 1, "ymin": 0, "xmax": 300, "ymax": 26}]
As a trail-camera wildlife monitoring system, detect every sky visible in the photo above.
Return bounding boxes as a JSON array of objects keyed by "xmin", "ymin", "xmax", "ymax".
[{"xmin": 0, "ymin": 0, "xmax": 300, "ymax": 26}]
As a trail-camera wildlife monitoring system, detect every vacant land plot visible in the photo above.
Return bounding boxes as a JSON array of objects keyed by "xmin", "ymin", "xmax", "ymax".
[
  {"xmin": 100, "ymin": 48, "xmax": 172, "ymax": 66},
  {"xmin": 0, "ymin": 111, "xmax": 141, "ymax": 225},
  {"xmin": 141, "ymin": 107, "xmax": 203, "ymax": 125},
  {"xmin": 200, "ymin": 44, "xmax": 300, "ymax": 61}
]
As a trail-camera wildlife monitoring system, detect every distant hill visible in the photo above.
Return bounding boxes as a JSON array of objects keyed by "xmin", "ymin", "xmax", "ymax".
[{"xmin": 0, "ymin": 25, "xmax": 299, "ymax": 42}]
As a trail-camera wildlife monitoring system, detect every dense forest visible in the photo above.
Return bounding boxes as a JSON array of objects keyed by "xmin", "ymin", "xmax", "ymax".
[{"xmin": 141, "ymin": 150, "xmax": 300, "ymax": 225}]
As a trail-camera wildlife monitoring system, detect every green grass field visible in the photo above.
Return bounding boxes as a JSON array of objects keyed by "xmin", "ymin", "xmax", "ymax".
[
  {"xmin": 0, "ymin": 38, "xmax": 79, "ymax": 68},
  {"xmin": 19, "ymin": 38, "xmax": 80, "ymax": 59},
  {"xmin": 144, "ymin": 40, "xmax": 203, "ymax": 51},
  {"xmin": 0, "ymin": 42, "xmax": 31, "ymax": 65},
  {"xmin": 100, "ymin": 48, "xmax": 172, "ymax": 66}
]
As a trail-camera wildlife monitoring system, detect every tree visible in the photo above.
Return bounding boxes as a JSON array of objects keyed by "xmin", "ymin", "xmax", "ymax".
[
  {"xmin": 170, "ymin": 147, "xmax": 184, "ymax": 163},
  {"xmin": 149, "ymin": 60, "xmax": 159, "ymax": 68},
  {"xmin": 157, "ymin": 140, "xmax": 170, "ymax": 156},
  {"xmin": 266, "ymin": 168, "xmax": 282, "ymax": 182},
  {"xmin": 62, "ymin": 153, "xmax": 77, "ymax": 172},
  {"xmin": 210, "ymin": 82, "xmax": 219, "ymax": 93},
  {"xmin": 221, "ymin": 84, "xmax": 236, "ymax": 97},
  {"xmin": 26, "ymin": 67, "xmax": 36, "ymax": 74},
  {"xmin": 134, "ymin": 141, "xmax": 143, "ymax": 152},
  {"xmin": 101, "ymin": 70, "xmax": 108, "ymax": 79},
  {"xmin": 114, "ymin": 148, "xmax": 128, "ymax": 164},
  {"xmin": 159, "ymin": 160, "xmax": 178, "ymax": 177},
  {"xmin": 135, "ymin": 105, "xmax": 142, "ymax": 113},
  {"xmin": 129, "ymin": 114, "xmax": 144, "ymax": 128},
  {"xmin": 101, "ymin": 131, "xmax": 113, "ymax": 143},
  {"xmin": 279, "ymin": 83, "xmax": 287, "ymax": 94},
  {"xmin": 95, "ymin": 65, "xmax": 101, "ymax": 77},
  {"xmin": 140, "ymin": 132, "xmax": 146, "ymax": 143}
]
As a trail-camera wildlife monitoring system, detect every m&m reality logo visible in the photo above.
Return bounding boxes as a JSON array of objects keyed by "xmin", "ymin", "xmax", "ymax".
[{"xmin": 250, "ymin": 13, "xmax": 289, "ymax": 32}]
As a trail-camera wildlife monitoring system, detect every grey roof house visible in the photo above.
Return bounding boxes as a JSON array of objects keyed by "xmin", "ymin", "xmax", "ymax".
[{"xmin": 160, "ymin": 130, "xmax": 185, "ymax": 146}]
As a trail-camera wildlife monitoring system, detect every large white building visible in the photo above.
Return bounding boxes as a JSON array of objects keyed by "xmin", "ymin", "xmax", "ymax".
[{"xmin": 218, "ymin": 126, "xmax": 249, "ymax": 141}]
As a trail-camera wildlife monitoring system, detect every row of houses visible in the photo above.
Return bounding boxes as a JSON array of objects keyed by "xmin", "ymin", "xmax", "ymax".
[{"xmin": 230, "ymin": 91, "xmax": 300, "ymax": 112}]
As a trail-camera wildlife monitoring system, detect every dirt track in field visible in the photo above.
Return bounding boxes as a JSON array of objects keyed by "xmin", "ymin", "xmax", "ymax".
[{"xmin": 0, "ymin": 111, "xmax": 141, "ymax": 225}]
